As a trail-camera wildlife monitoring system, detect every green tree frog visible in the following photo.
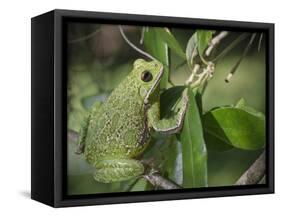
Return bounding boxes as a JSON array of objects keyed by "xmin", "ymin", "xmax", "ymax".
[{"xmin": 76, "ymin": 59, "xmax": 188, "ymax": 183}]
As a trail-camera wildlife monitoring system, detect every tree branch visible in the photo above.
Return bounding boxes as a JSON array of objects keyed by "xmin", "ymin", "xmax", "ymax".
[
  {"xmin": 143, "ymin": 172, "xmax": 182, "ymax": 190},
  {"xmin": 235, "ymin": 151, "xmax": 266, "ymax": 185}
]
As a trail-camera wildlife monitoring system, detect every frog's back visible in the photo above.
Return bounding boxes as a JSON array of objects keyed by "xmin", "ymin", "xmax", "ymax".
[{"xmin": 85, "ymin": 77, "xmax": 149, "ymax": 165}]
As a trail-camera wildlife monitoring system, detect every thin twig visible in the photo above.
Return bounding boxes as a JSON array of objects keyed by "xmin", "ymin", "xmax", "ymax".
[
  {"xmin": 205, "ymin": 31, "xmax": 229, "ymax": 57},
  {"xmin": 225, "ymin": 33, "xmax": 256, "ymax": 82},
  {"xmin": 212, "ymin": 33, "xmax": 249, "ymax": 62},
  {"xmin": 140, "ymin": 27, "xmax": 146, "ymax": 44},
  {"xmin": 118, "ymin": 25, "xmax": 157, "ymax": 61},
  {"xmin": 235, "ymin": 151, "xmax": 266, "ymax": 185},
  {"xmin": 68, "ymin": 29, "xmax": 100, "ymax": 44},
  {"xmin": 258, "ymin": 33, "xmax": 263, "ymax": 52}
]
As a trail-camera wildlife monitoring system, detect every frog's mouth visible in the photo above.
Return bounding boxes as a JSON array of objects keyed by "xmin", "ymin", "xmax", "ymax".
[{"xmin": 144, "ymin": 65, "xmax": 164, "ymax": 104}]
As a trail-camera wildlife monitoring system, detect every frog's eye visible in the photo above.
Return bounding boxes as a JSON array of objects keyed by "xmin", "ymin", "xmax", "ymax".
[{"xmin": 141, "ymin": 70, "xmax": 153, "ymax": 82}]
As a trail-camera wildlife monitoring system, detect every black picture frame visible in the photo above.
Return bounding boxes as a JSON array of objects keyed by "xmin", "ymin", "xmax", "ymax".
[{"xmin": 31, "ymin": 9, "xmax": 274, "ymax": 207}]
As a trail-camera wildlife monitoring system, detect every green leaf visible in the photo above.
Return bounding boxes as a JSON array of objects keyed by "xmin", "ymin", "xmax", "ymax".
[
  {"xmin": 197, "ymin": 30, "xmax": 214, "ymax": 58},
  {"xmin": 203, "ymin": 107, "xmax": 265, "ymax": 151},
  {"xmin": 141, "ymin": 134, "xmax": 183, "ymax": 185},
  {"xmin": 178, "ymin": 88, "xmax": 208, "ymax": 188},
  {"xmin": 155, "ymin": 28, "xmax": 186, "ymax": 59},
  {"xmin": 235, "ymin": 98, "xmax": 246, "ymax": 108},
  {"xmin": 144, "ymin": 27, "xmax": 169, "ymax": 88},
  {"xmin": 150, "ymin": 86, "xmax": 186, "ymax": 185},
  {"xmin": 162, "ymin": 136, "xmax": 183, "ymax": 185},
  {"xmin": 195, "ymin": 91, "xmax": 203, "ymax": 116},
  {"xmin": 160, "ymin": 86, "xmax": 186, "ymax": 118},
  {"xmin": 186, "ymin": 32, "xmax": 198, "ymax": 67},
  {"xmin": 235, "ymin": 98, "xmax": 265, "ymax": 120}
]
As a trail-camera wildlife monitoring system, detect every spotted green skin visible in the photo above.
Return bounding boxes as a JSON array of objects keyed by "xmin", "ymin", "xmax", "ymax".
[{"xmin": 78, "ymin": 59, "xmax": 188, "ymax": 183}]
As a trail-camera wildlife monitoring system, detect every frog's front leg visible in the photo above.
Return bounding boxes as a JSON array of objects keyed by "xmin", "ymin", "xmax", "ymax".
[
  {"xmin": 94, "ymin": 159, "xmax": 144, "ymax": 183},
  {"xmin": 76, "ymin": 101, "xmax": 102, "ymax": 154},
  {"xmin": 147, "ymin": 91, "xmax": 188, "ymax": 134}
]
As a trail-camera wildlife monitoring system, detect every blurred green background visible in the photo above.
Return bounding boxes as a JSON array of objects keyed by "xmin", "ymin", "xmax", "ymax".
[{"xmin": 67, "ymin": 22, "xmax": 265, "ymax": 195}]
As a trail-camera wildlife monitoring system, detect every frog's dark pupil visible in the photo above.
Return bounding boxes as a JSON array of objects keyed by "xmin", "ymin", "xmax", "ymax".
[{"xmin": 141, "ymin": 71, "xmax": 153, "ymax": 82}]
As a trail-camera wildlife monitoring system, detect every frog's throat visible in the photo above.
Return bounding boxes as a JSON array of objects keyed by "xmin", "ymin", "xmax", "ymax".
[{"xmin": 144, "ymin": 66, "xmax": 164, "ymax": 104}]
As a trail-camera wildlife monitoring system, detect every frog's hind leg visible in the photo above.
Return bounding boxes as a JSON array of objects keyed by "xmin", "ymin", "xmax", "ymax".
[{"xmin": 94, "ymin": 159, "xmax": 144, "ymax": 183}]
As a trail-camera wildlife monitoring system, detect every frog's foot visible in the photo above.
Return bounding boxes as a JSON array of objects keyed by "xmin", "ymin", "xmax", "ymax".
[{"xmin": 93, "ymin": 159, "xmax": 144, "ymax": 183}]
